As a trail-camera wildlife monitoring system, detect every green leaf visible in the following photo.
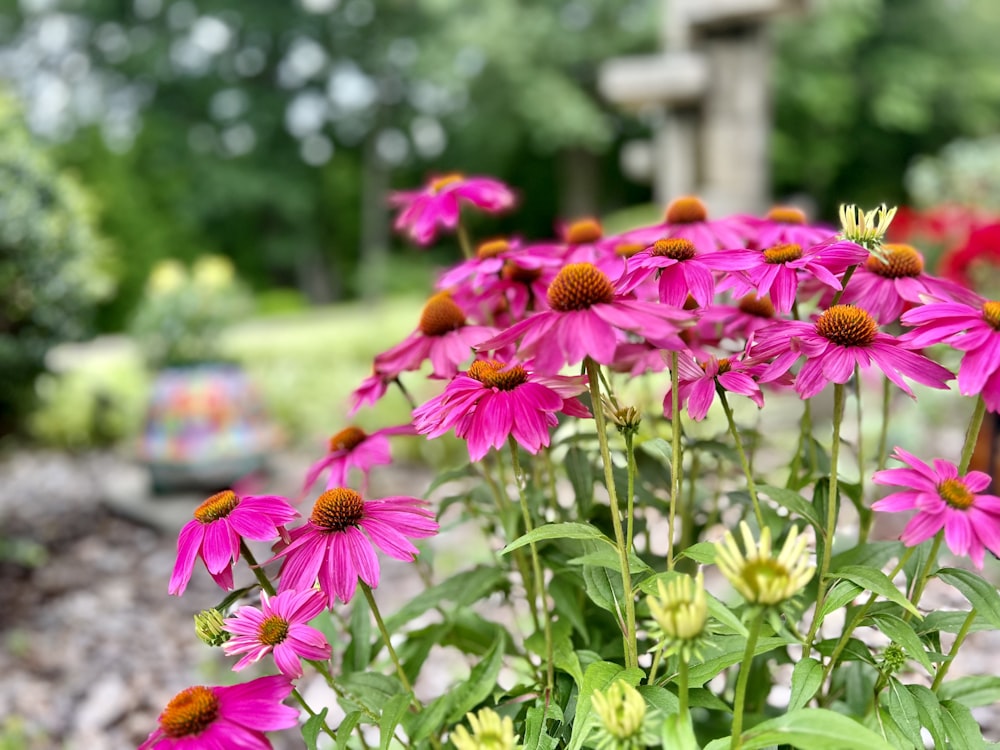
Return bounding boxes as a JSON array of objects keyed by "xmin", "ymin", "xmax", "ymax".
[
  {"xmin": 939, "ymin": 675, "xmax": 1000, "ymax": 708},
  {"xmin": 385, "ymin": 566, "xmax": 507, "ymax": 631},
  {"xmin": 830, "ymin": 541, "xmax": 902, "ymax": 572},
  {"xmin": 678, "ymin": 541, "xmax": 716, "ymax": 564},
  {"xmin": 661, "ymin": 711, "xmax": 700, "ymax": 750},
  {"xmin": 582, "ymin": 561, "xmax": 623, "ymax": 615},
  {"xmin": 567, "ymin": 662, "xmax": 643, "ymax": 750},
  {"xmin": 882, "ymin": 677, "xmax": 923, "ymax": 749},
  {"xmin": 335, "ymin": 712, "xmax": 362, "ymax": 750},
  {"xmin": 936, "ymin": 567, "xmax": 1000, "ymax": 628},
  {"xmin": 302, "ymin": 707, "xmax": 329, "ymax": 750},
  {"xmin": 346, "ymin": 596, "xmax": 372, "ymax": 671},
  {"xmin": 940, "ymin": 699, "xmax": 988, "ymax": 749},
  {"xmin": 820, "ymin": 580, "xmax": 864, "ymax": 618},
  {"xmin": 872, "ymin": 707, "xmax": 918, "ymax": 750},
  {"xmin": 907, "ymin": 684, "xmax": 948, "ymax": 749},
  {"xmin": 569, "ymin": 547, "xmax": 651, "ymax": 575},
  {"xmin": 637, "ymin": 684, "xmax": 679, "ymax": 714},
  {"xmin": 870, "ymin": 613, "xmax": 934, "ymax": 673},
  {"xmin": 447, "ymin": 632, "xmax": 505, "ymax": 722},
  {"xmin": 523, "ymin": 705, "xmax": 559, "ymax": 750},
  {"xmin": 736, "ymin": 708, "xmax": 897, "ymax": 749},
  {"xmin": 564, "ymin": 445, "xmax": 594, "ymax": 511},
  {"xmin": 338, "ymin": 673, "xmax": 403, "ymax": 717},
  {"xmin": 406, "ymin": 693, "xmax": 452, "ymax": 744},
  {"xmin": 789, "ymin": 657, "xmax": 823, "ymax": 711},
  {"xmin": 500, "ymin": 522, "xmax": 614, "ymax": 555},
  {"xmin": 687, "ymin": 687, "xmax": 732, "ymax": 712},
  {"xmin": 707, "ymin": 592, "xmax": 749, "ymax": 637},
  {"xmin": 918, "ymin": 609, "xmax": 992, "ymax": 635},
  {"xmin": 832, "ymin": 565, "xmax": 920, "ymax": 618},
  {"xmin": 687, "ymin": 636, "xmax": 795, "ymax": 685},
  {"xmin": 379, "ymin": 693, "xmax": 411, "ymax": 750},
  {"xmin": 528, "ymin": 619, "xmax": 584, "ymax": 687},
  {"xmin": 549, "ymin": 573, "xmax": 589, "ymax": 641},
  {"xmin": 425, "ymin": 463, "xmax": 476, "ymax": 494},
  {"xmin": 758, "ymin": 484, "xmax": 824, "ymax": 531}
]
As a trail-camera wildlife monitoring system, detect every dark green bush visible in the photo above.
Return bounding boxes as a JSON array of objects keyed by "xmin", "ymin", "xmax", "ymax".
[{"xmin": 0, "ymin": 94, "xmax": 113, "ymax": 436}]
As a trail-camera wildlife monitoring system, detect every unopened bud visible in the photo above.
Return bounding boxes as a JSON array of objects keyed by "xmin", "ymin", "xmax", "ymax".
[{"xmin": 194, "ymin": 608, "xmax": 230, "ymax": 647}]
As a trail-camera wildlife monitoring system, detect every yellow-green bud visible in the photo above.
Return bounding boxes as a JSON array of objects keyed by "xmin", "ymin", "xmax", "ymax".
[
  {"xmin": 715, "ymin": 522, "xmax": 815, "ymax": 607},
  {"xmin": 194, "ymin": 608, "xmax": 230, "ymax": 647},
  {"xmin": 450, "ymin": 708, "xmax": 519, "ymax": 750},
  {"xmin": 648, "ymin": 571, "xmax": 708, "ymax": 643},
  {"xmin": 591, "ymin": 681, "xmax": 646, "ymax": 747},
  {"xmin": 838, "ymin": 203, "xmax": 897, "ymax": 256}
]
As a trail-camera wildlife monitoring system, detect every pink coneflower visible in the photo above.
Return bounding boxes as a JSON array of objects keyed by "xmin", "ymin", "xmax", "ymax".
[
  {"xmin": 712, "ymin": 240, "xmax": 868, "ymax": 314},
  {"xmin": 374, "ymin": 291, "xmax": 498, "ymax": 379},
  {"xmin": 835, "ymin": 244, "xmax": 975, "ymax": 324},
  {"xmin": 139, "ymin": 674, "xmax": 298, "ymax": 749},
  {"xmin": 273, "ymin": 488, "xmax": 438, "ymax": 606},
  {"xmin": 302, "ymin": 424, "xmax": 415, "ymax": 496},
  {"xmin": 617, "ymin": 237, "xmax": 730, "ymax": 308},
  {"xmin": 413, "ymin": 359, "xmax": 589, "ymax": 461},
  {"xmin": 390, "ymin": 173, "xmax": 516, "ymax": 246},
  {"xmin": 622, "ymin": 196, "xmax": 750, "ymax": 252},
  {"xmin": 223, "ymin": 589, "xmax": 332, "ymax": 678},
  {"xmin": 901, "ymin": 297, "xmax": 1000, "ymax": 411},
  {"xmin": 170, "ymin": 491, "xmax": 298, "ymax": 597},
  {"xmin": 751, "ymin": 304, "xmax": 953, "ymax": 399},
  {"xmin": 477, "ymin": 262, "xmax": 691, "ymax": 374},
  {"xmin": 558, "ymin": 218, "xmax": 630, "ymax": 281},
  {"xmin": 700, "ymin": 294, "xmax": 781, "ymax": 344},
  {"xmin": 348, "ymin": 370, "xmax": 392, "ymax": 416},
  {"xmin": 747, "ymin": 205, "xmax": 837, "ymax": 250},
  {"xmin": 663, "ymin": 354, "xmax": 766, "ymax": 421},
  {"xmin": 872, "ymin": 447, "xmax": 1000, "ymax": 569}
]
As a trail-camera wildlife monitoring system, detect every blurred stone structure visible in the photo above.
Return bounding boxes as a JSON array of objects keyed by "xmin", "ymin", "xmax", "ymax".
[{"xmin": 599, "ymin": 0, "xmax": 804, "ymax": 215}]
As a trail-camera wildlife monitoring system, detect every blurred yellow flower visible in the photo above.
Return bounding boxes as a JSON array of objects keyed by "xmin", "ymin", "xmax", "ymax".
[
  {"xmin": 450, "ymin": 708, "xmax": 519, "ymax": 750},
  {"xmin": 716, "ymin": 522, "xmax": 814, "ymax": 606},
  {"xmin": 647, "ymin": 571, "xmax": 708, "ymax": 648},
  {"xmin": 147, "ymin": 259, "xmax": 187, "ymax": 295},
  {"xmin": 193, "ymin": 254, "xmax": 236, "ymax": 289}
]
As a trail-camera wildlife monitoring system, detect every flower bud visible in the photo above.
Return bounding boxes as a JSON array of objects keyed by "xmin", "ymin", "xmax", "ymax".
[
  {"xmin": 450, "ymin": 708, "xmax": 519, "ymax": 750},
  {"xmin": 838, "ymin": 203, "xmax": 897, "ymax": 256},
  {"xmin": 648, "ymin": 571, "xmax": 708, "ymax": 644},
  {"xmin": 591, "ymin": 681, "xmax": 648, "ymax": 750},
  {"xmin": 194, "ymin": 608, "xmax": 230, "ymax": 647},
  {"xmin": 715, "ymin": 522, "xmax": 815, "ymax": 607}
]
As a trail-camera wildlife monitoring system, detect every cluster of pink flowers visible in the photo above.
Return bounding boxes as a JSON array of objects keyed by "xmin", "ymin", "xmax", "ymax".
[{"xmin": 147, "ymin": 173, "xmax": 1000, "ymax": 747}]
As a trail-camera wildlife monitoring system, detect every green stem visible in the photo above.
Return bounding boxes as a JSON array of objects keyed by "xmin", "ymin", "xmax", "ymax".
[
  {"xmin": 456, "ymin": 221, "xmax": 474, "ymax": 260},
  {"xmin": 731, "ymin": 611, "xmax": 765, "ymax": 750},
  {"xmin": 932, "ymin": 608, "xmax": 977, "ymax": 692},
  {"xmin": 906, "ymin": 532, "xmax": 943, "ymax": 619},
  {"xmin": 959, "ymin": 396, "xmax": 987, "ymax": 473},
  {"xmin": 718, "ymin": 387, "xmax": 764, "ymax": 528},
  {"xmin": 806, "ymin": 383, "xmax": 846, "ymax": 649},
  {"xmin": 668, "ymin": 351, "xmax": 683, "ymax": 570},
  {"xmin": 392, "ymin": 376, "xmax": 418, "ymax": 411},
  {"xmin": 876, "ymin": 375, "xmax": 892, "ymax": 475},
  {"xmin": 829, "ymin": 264, "xmax": 858, "ymax": 307},
  {"xmin": 647, "ymin": 649, "xmax": 663, "ymax": 686},
  {"xmin": 625, "ymin": 432, "xmax": 637, "ymax": 553},
  {"xmin": 855, "ymin": 365, "xmax": 865, "ymax": 509},
  {"xmin": 585, "ymin": 356, "xmax": 638, "ymax": 669},
  {"xmin": 508, "ymin": 436, "xmax": 555, "ymax": 701},
  {"xmin": 240, "ymin": 540, "xmax": 276, "ymax": 596},
  {"xmin": 361, "ymin": 582, "xmax": 420, "ymax": 705},
  {"xmin": 292, "ymin": 688, "xmax": 338, "ymax": 740},
  {"xmin": 678, "ymin": 658, "xmax": 690, "ymax": 719}
]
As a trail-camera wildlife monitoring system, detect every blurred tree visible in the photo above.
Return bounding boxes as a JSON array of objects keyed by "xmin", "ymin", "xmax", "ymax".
[
  {"xmin": 772, "ymin": 0, "xmax": 1000, "ymax": 215},
  {"xmin": 0, "ymin": 0, "xmax": 655, "ymax": 325},
  {"xmin": 0, "ymin": 92, "xmax": 113, "ymax": 435}
]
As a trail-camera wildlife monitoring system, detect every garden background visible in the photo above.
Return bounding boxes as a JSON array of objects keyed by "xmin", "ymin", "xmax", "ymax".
[{"xmin": 4, "ymin": 0, "xmax": 1000, "ymax": 748}]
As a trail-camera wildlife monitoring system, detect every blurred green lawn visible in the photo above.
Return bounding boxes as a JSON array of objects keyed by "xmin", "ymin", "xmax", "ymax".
[{"xmin": 30, "ymin": 296, "xmax": 441, "ymax": 451}]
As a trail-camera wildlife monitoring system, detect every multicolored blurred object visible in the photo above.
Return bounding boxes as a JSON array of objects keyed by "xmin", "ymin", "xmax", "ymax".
[{"xmin": 138, "ymin": 364, "xmax": 281, "ymax": 493}]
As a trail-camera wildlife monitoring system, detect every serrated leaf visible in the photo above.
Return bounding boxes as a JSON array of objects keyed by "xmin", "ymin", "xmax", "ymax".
[
  {"xmin": 736, "ymin": 708, "xmax": 897, "ymax": 749},
  {"xmin": 939, "ymin": 675, "xmax": 1000, "ymax": 708},
  {"xmin": 302, "ymin": 707, "xmax": 329, "ymax": 750},
  {"xmin": 379, "ymin": 693, "xmax": 411, "ymax": 750},
  {"xmin": 789, "ymin": 657, "xmax": 823, "ymax": 710},
  {"xmin": 833, "ymin": 565, "xmax": 920, "ymax": 617},
  {"xmin": 501, "ymin": 522, "xmax": 614, "ymax": 555},
  {"xmin": 447, "ymin": 632, "xmax": 505, "ymax": 722},
  {"xmin": 870, "ymin": 613, "xmax": 934, "ymax": 674},
  {"xmin": 567, "ymin": 662, "xmax": 643, "ymax": 750},
  {"xmin": 936, "ymin": 567, "xmax": 1000, "ymax": 628},
  {"xmin": 758, "ymin": 484, "xmax": 824, "ymax": 531},
  {"xmin": 335, "ymin": 712, "xmax": 363, "ymax": 750},
  {"xmin": 883, "ymin": 677, "xmax": 923, "ymax": 749}
]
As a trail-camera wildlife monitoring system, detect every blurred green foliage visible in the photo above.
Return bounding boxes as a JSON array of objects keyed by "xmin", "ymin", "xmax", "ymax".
[
  {"xmin": 129, "ymin": 254, "xmax": 254, "ymax": 368},
  {"xmin": 0, "ymin": 93, "xmax": 114, "ymax": 435},
  {"xmin": 905, "ymin": 135, "xmax": 1000, "ymax": 212}
]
